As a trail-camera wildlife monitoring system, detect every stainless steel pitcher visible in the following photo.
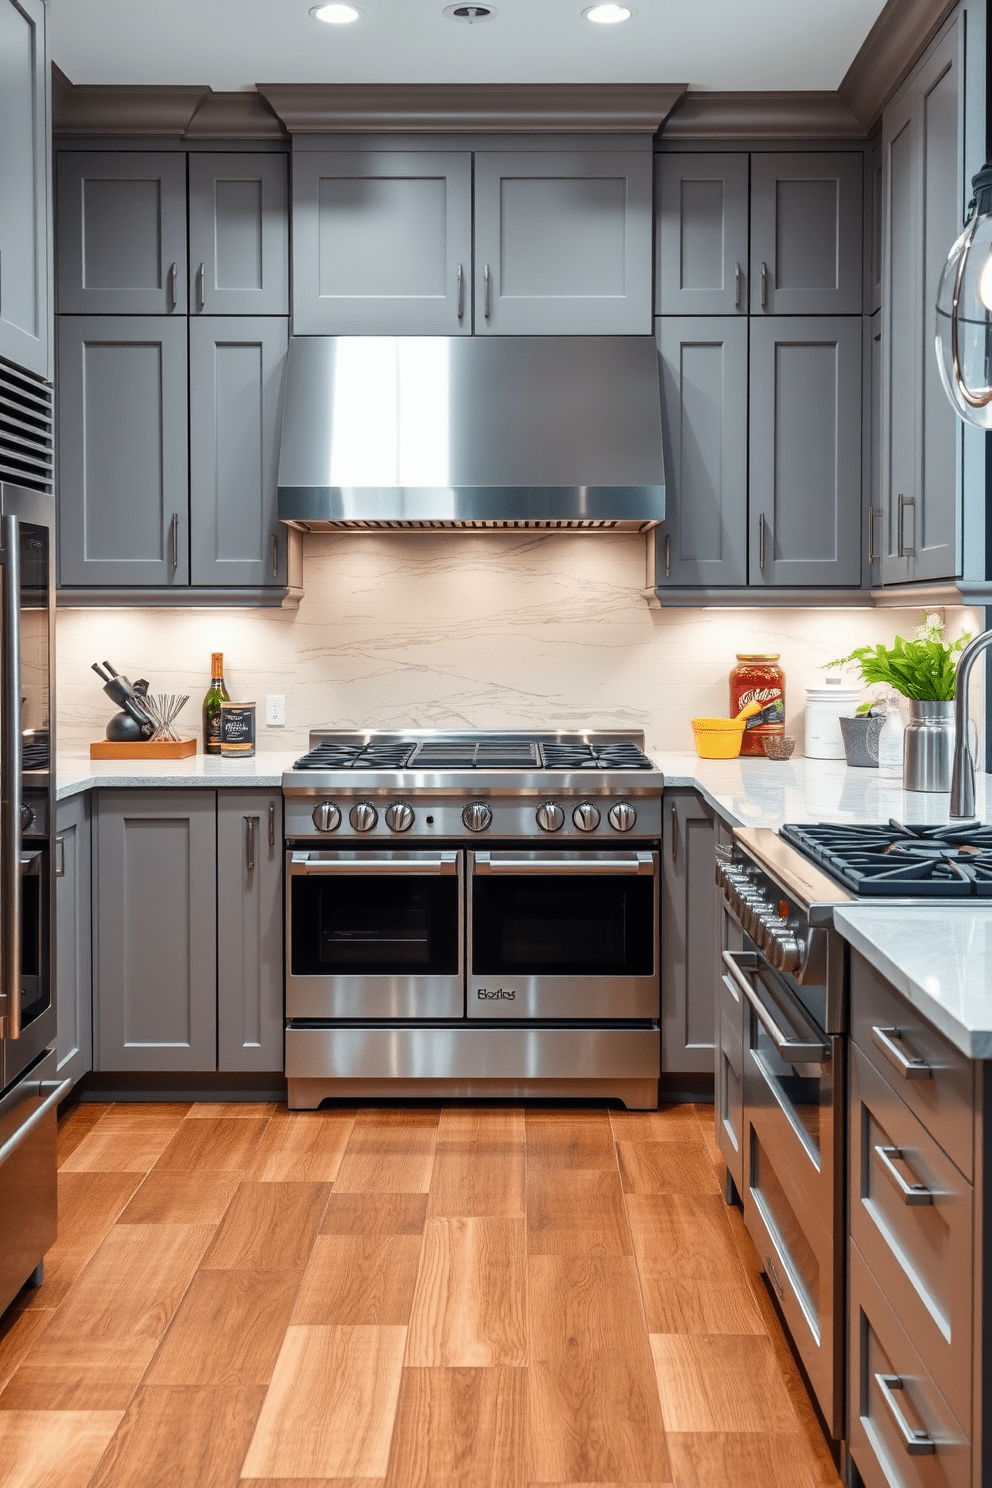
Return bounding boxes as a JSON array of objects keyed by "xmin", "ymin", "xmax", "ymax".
[{"xmin": 903, "ymin": 700, "xmax": 955, "ymax": 791}]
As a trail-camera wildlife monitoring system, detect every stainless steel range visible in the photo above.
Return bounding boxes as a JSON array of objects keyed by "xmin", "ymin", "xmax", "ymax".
[{"xmin": 281, "ymin": 729, "xmax": 663, "ymax": 1110}]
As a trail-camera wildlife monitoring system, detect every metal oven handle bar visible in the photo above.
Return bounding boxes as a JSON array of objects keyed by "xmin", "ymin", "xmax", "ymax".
[
  {"xmin": 0, "ymin": 1079, "xmax": 71, "ymax": 1167},
  {"xmin": 871, "ymin": 1025, "xmax": 932, "ymax": 1080},
  {"xmin": 473, "ymin": 852, "xmax": 655, "ymax": 876},
  {"xmin": 290, "ymin": 851, "xmax": 459, "ymax": 876},
  {"xmin": 874, "ymin": 1374, "xmax": 936, "ymax": 1456},
  {"xmin": 875, "ymin": 1144, "xmax": 933, "ymax": 1207},
  {"xmin": 721, "ymin": 950, "xmax": 828, "ymax": 1062},
  {"xmin": 1, "ymin": 514, "xmax": 22, "ymax": 1040}
]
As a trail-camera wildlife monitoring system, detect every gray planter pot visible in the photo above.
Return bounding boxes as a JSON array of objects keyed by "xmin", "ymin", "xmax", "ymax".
[{"xmin": 839, "ymin": 713, "xmax": 883, "ymax": 768}]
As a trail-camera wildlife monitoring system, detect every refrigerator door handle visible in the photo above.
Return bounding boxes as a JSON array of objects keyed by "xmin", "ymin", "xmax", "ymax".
[{"xmin": 0, "ymin": 514, "xmax": 21, "ymax": 1039}]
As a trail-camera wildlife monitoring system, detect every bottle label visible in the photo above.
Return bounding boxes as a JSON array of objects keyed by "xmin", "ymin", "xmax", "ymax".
[{"xmin": 736, "ymin": 686, "xmax": 784, "ymax": 729}]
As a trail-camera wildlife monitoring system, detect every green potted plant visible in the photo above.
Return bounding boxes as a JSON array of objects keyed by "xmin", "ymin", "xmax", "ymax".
[{"xmin": 828, "ymin": 613, "xmax": 972, "ymax": 784}]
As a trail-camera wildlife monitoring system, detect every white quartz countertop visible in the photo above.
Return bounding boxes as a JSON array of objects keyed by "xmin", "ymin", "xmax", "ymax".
[{"xmin": 56, "ymin": 749, "xmax": 299, "ymax": 798}]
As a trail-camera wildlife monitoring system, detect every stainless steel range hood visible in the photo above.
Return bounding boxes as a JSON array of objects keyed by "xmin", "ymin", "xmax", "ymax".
[{"xmin": 277, "ymin": 335, "xmax": 665, "ymax": 531}]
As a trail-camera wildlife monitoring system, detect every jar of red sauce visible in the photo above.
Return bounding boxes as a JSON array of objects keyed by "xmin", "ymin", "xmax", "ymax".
[{"xmin": 730, "ymin": 654, "xmax": 785, "ymax": 756}]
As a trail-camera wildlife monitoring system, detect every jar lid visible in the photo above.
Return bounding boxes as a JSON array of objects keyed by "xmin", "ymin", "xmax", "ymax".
[
  {"xmin": 735, "ymin": 653, "xmax": 780, "ymax": 660},
  {"xmin": 805, "ymin": 684, "xmax": 860, "ymax": 699}
]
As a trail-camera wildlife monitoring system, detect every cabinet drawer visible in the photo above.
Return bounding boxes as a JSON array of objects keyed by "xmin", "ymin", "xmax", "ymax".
[
  {"xmin": 849, "ymin": 1240, "xmax": 970, "ymax": 1488},
  {"xmin": 851, "ymin": 950, "xmax": 973, "ymax": 1180},
  {"xmin": 850, "ymin": 1046, "xmax": 973, "ymax": 1431},
  {"xmin": 716, "ymin": 1003, "xmax": 743, "ymax": 1193}
]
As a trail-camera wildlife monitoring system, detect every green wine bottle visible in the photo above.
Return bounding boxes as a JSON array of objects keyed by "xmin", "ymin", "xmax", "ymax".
[{"xmin": 202, "ymin": 652, "xmax": 230, "ymax": 755}]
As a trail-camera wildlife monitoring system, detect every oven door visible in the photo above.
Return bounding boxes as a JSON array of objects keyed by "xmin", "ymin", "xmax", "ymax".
[
  {"xmin": 287, "ymin": 849, "xmax": 463, "ymax": 1019},
  {"xmin": 467, "ymin": 849, "xmax": 659, "ymax": 1020}
]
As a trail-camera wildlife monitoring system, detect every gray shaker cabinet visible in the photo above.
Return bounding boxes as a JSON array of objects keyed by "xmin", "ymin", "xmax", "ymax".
[
  {"xmin": 748, "ymin": 315, "xmax": 862, "ymax": 587},
  {"xmin": 750, "ymin": 153, "xmax": 863, "ymax": 316},
  {"xmin": 189, "ymin": 316, "xmax": 288, "ymax": 587},
  {"xmin": 655, "ymin": 316, "xmax": 748, "ymax": 588},
  {"xmin": 56, "ymin": 152, "xmax": 187, "ymax": 315},
  {"xmin": 292, "ymin": 150, "xmax": 473, "ymax": 335},
  {"xmin": 57, "ymin": 315, "xmax": 189, "ymax": 587},
  {"xmin": 55, "ymin": 793, "xmax": 92, "ymax": 1089},
  {"xmin": 217, "ymin": 791, "xmax": 283, "ymax": 1073},
  {"xmin": 188, "ymin": 154, "xmax": 288, "ymax": 317},
  {"xmin": 473, "ymin": 150, "xmax": 652, "ymax": 334},
  {"xmin": 662, "ymin": 791, "xmax": 718, "ymax": 1075},
  {"xmin": 655, "ymin": 154, "xmax": 750, "ymax": 316},
  {"xmin": 0, "ymin": 0, "xmax": 50, "ymax": 380},
  {"xmin": 94, "ymin": 790, "xmax": 217, "ymax": 1073}
]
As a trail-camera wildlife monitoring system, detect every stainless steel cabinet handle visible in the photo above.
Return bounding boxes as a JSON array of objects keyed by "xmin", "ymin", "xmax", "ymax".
[
  {"xmin": 868, "ymin": 505, "xmax": 882, "ymax": 564},
  {"xmin": 759, "ymin": 512, "xmax": 767, "ymax": 569},
  {"xmin": 170, "ymin": 512, "xmax": 179, "ymax": 571},
  {"xmin": 760, "ymin": 261, "xmax": 768, "ymax": 308},
  {"xmin": 271, "ymin": 534, "xmax": 279, "ymax": 579},
  {"xmin": 735, "ymin": 261, "xmax": 742, "ymax": 310},
  {"xmin": 722, "ymin": 950, "xmax": 829, "ymax": 1062},
  {"xmin": 268, "ymin": 800, "xmax": 276, "ymax": 848},
  {"xmin": 168, "ymin": 261, "xmax": 178, "ymax": 311},
  {"xmin": 875, "ymin": 1144, "xmax": 933, "ymax": 1206},
  {"xmin": 291, "ymin": 851, "xmax": 458, "ymax": 876},
  {"xmin": 670, "ymin": 803, "xmax": 679, "ymax": 863},
  {"xmin": 484, "ymin": 263, "xmax": 492, "ymax": 320},
  {"xmin": 245, "ymin": 815, "xmax": 256, "ymax": 874},
  {"xmin": 664, "ymin": 533, "xmax": 671, "ymax": 578},
  {"xmin": 897, "ymin": 494, "xmax": 915, "ymax": 557},
  {"xmin": 474, "ymin": 852, "xmax": 655, "ymax": 876},
  {"xmin": 871, "ymin": 1025, "xmax": 932, "ymax": 1079},
  {"xmin": 55, "ymin": 835, "xmax": 65, "ymax": 879},
  {"xmin": 0, "ymin": 1079, "xmax": 72, "ymax": 1166},
  {"xmin": 1, "ymin": 515, "xmax": 22, "ymax": 1040},
  {"xmin": 874, "ymin": 1374, "xmax": 935, "ymax": 1456},
  {"xmin": 456, "ymin": 262, "xmax": 464, "ymax": 320},
  {"xmin": 196, "ymin": 261, "xmax": 205, "ymax": 312}
]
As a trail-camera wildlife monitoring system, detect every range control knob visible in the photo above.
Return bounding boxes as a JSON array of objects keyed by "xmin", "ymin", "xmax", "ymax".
[
  {"xmin": 349, "ymin": 801, "xmax": 379, "ymax": 832},
  {"xmin": 19, "ymin": 803, "xmax": 35, "ymax": 832},
  {"xmin": 385, "ymin": 801, "xmax": 415, "ymax": 833},
  {"xmin": 573, "ymin": 802, "xmax": 601, "ymax": 832},
  {"xmin": 312, "ymin": 801, "xmax": 341, "ymax": 833},
  {"xmin": 536, "ymin": 802, "xmax": 565, "ymax": 833},
  {"xmin": 770, "ymin": 930, "xmax": 805, "ymax": 977},
  {"xmin": 608, "ymin": 802, "xmax": 637, "ymax": 833},
  {"xmin": 462, "ymin": 801, "xmax": 493, "ymax": 833}
]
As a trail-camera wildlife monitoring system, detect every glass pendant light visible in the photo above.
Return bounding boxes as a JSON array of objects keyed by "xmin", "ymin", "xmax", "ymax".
[{"xmin": 935, "ymin": 164, "xmax": 992, "ymax": 428}]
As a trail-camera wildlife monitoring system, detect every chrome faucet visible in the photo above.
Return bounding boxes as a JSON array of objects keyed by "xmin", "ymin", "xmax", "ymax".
[{"xmin": 950, "ymin": 628, "xmax": 992, "ymax": 818}]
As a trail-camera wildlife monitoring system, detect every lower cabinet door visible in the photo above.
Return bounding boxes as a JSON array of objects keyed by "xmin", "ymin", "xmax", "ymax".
[
  {"xmin": 217, "ymin": 791, "xmax": 284, "ymax": 1072},
  {"xmin": 662, "ymin": 792, "xmax": 717, "ymax": 1073},
  {"xmin": 55, "ymin": 794, "xmax": 92, "ymax": 1088},
  {"xmin": 94, "ymin": 790, "xmax": 217, "ymax": 1072}
]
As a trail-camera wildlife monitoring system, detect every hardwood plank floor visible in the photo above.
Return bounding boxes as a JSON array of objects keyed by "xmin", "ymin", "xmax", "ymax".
[{"xmin": 0, "ymin": 1100, "xmax": 842, "ymax": 1488}]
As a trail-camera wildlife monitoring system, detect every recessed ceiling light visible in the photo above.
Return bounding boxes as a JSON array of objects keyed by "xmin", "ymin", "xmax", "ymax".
[
  {"xmin": 583, "ymin": 3, "xmax": 633, "ymax": 22},
  {"xmin": 443, "ymin": 4, "xmax": 497, "ymax": 22},
  {"xmin": 310, "ymin": 3, "xmax": 361, "ymax": 24}
]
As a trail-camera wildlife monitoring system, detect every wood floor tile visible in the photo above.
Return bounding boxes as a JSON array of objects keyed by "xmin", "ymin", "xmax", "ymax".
[
  {"xmin": 611, "ymin": 1104, "xmax": 704, "ymax": 1143},
  {"xmin": 241, "ymin": 1325, "xmax": 407, "ymax": 1479},
  {"xmin": 59, "ymin": 1126, "xmax": 179, "ymax": 1174},
  {"xmin": 0, "ymin": 1408, "xmax": 123, "ymax": 1488},
  {"xmin": 249, "ymin": 1111, "xmax": 356, "ymax": 1183},
  {"xmin": 527, "ymin": 1168, "xmax": 631, "ymax": 1255},
  {"xmin": 240, "ymin": 1480, "xmax": 384, "ymax": 1487},
  {"xmin": 116, "ymin": 1169, "xmax": 243, "ymax": 1225},
  {"xmin": 201, "ymin": 1182, "xmax": 329, "ymax": 1272},
  {"xmin": 332, "ymin": 1111, "xmax": 438, "ymax": 1194},
  {"xmin": 153, "ymin": 1117, "xmax": 270, "ymax": 1172},
  {"xmin": 626, "ymin": 1195, "xmax": 763, "ymax": 1335},
  {"xmin": 616, "ymin": 1140, "xmax": 721, "ymax": 1196},
  {"xmin": 527, "ymin": 1254, "xmax": 670, "ymax": 1485},
  {"xmin": 87, "ymin": 1384, "xmax": 266, "ymax": 1488},
  {"xmin": 427, "ymin": 1119, "xmax": 525, "ymax": 1218},
  {"xmin": 291, "ymin": 1234, "xmax": 421, "ymax": 1326},
  {"xmin": 22, "ymin": 1172, "xmax": 144, "ymax": 1308},
  {"xmin": 0, "ymin": 1337, "xmax": 160, "ymax": 1412},
  {"xmin": 384, "ymin": 1367, "xmax": 525, "ymax": 1488},
  {"xmin": 525, "ymin": 1109, "xmax": 618, "ymax": 1169},
  {"xmin": 406, "ymin": 1218, "xmax": 527, "ymax": 1368},
  {"xmin": 666, "ymin": 1432, "xmax": 818, "ymax": 1488},
  {"xmin": 321, "ymin": 1192, "xmax": 428, "ymax": 1237},
  {"xmin": 92, "ymin": 1102, "xmax": 191, "ymax": 1130},
  {"xmin": 57, "ymin": 1103, "xmax": 111, "ymax": 1166},
  {"xmin": 650, "ymin": 1335, "xmax": 797, "ymax": 1434},
  {"xmin": 0, "ymin": 1306, "xmax": 53, "ymax": 1395},
  {"xmin": 529, "ymin": 1483, "xmax": 673, "ymax": 1487},
  {"xmin": 146, "ymin": 1269, "xmax": 302, "ymax": 1386},
  {"xmin": 185, "ymin": 1101, "xmax": 279, "ymax": 1118},
  {"xmin": 434, "ymin": 1107, "xmax": 525, "ymax": 1147}
]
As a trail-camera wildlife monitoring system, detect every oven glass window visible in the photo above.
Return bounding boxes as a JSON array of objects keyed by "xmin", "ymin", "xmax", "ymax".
[
  {"xmin": 472, "ymin": 873, "xmax": 654, "ymax": 977},
  {"xmin": 291, "ymin": 874, "xmax": 459, "ymax": 977}
]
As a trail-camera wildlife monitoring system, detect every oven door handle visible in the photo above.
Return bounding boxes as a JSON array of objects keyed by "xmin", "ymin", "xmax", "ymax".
[
  {"xmin": 473, "ymin": 852, "xmax": 656, "ymax": 876},
  {"xmin": 721, "ymin": 950, "xmax": 829, "ymax": 1062},
  {"xmin": 290, "ymin": 851, "xmax": 459, "ymax": 876}
]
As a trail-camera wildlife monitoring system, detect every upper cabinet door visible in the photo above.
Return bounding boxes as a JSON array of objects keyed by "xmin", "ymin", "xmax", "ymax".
[
  {"xmin": 292, "ymin": 150, "xmax": 472, "ymax": 334},
  {"xmin": 474, "ymin": 150, "xmax": 652, "ymax": 334},
  {"xmin": 58, "ymin": 315, "xmax": 189, "ymax": 587},
  {"xmin": 188, "ymin": 154, "xmax": 288, "ymax": 316},
  {"xmin": 57, "ymin": 152, "xmax": 187, "ymax": 315},
  {"xmin": 0, "ymin": 0, "xmax": 50, "ymax": 380},
  {"xmin": 656, "ymin": 154, "xmax": 749, "ymax": 316},
  {"xmin": 750, "ymin": 153, "xmax": 863, "ymax": 315},
  {"xmin": 748, "ymin": 316, "xmax": 862, "ymax": 587},
  {"xmin": 189, "ymin": 316, "xmax": 287, "ymax": 587}
]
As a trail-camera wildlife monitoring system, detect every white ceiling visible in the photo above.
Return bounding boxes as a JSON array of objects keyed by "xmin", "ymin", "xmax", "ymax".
[{"xmin": 50, "ymin": 0, "xmax": 889, "ymax": 94}]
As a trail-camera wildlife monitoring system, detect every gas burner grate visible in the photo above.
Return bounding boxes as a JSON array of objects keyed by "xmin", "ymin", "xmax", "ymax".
[
  {"xmin": 22, "ymin": 741, "xmax": 49, "ymax": 771},
  {"xmin": 292, "ymin": 742, "xmax": 416, "ymax": 771},
  {"xmin": 781, "ymin": 821, "xmax": 992, "ymax": 897},
  {"xmin": 540, "ymin": 742, "xmax": 654, "ymax": 771},
  {"xmin": 409, "ymin": 740, "xmax": 542, "ymax": 769}
]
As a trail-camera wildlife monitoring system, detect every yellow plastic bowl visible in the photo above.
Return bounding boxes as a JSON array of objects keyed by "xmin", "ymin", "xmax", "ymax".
[{"xmin": 691, "ymin": 716, "xmax": 747, "ymax": 759}]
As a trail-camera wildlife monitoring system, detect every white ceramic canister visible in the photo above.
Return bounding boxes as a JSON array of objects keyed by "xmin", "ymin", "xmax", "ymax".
[{"xmin": 804, "ymin": 676, "xmax": 862, "ymax": 759}]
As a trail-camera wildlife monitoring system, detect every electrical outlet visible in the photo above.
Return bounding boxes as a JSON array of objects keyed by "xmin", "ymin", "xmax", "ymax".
[{"xmin": 266, "ymin": 694, "xmax": 286, "ymax": 727}]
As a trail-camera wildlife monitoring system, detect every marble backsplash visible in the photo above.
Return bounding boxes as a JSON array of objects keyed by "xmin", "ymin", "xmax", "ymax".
[{"xmin": 55, "ymin": 532, "xmax": 985, "ymax": 756}]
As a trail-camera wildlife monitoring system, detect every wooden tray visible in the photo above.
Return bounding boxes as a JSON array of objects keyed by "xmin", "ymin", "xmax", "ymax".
[{"xmin": 89, "ymin": 738, "xmax": 198, "ymax": 760}]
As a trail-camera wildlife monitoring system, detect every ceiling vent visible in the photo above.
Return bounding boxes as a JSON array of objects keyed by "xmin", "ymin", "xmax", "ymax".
[{"xmin": 443, "ymin": 5, "xmax": 497, "ymax": 22}]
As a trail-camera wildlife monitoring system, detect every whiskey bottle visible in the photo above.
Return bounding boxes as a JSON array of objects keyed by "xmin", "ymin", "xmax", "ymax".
[{"xmin": 202, "ymin": 652, "xmax": 229, "ymax": 755}]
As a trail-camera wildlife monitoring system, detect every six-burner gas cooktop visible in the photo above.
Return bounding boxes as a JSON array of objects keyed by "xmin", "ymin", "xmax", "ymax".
[{"xmin": 782, "ymin": 820, "xmax": 992, "ymax": 897}]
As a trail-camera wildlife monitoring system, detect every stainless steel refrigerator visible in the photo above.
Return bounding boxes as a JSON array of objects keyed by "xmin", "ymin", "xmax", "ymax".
[{"xmin": 0, "ymin": 375, "xmax": 65, "ymax": 1314}]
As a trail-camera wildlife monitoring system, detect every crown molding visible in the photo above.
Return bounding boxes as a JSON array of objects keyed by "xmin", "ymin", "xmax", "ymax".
[
  {"xmin": 840, "ymin": 0, "xmax": 958, "ymax": 131},
  {"xmin": 661, "ymin": 90, "xmax": 866, "ymax": 142},
  {"xmin": 53, "ymin": 83, "xmax": 211, "ymax": 136},
  {"xmin": 255, "ymin": 82, "xmax": 686, "ymax": 134},
  {"xmin": 185, "ymin": 91, "xmax": 287, "ymax": 139}
]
